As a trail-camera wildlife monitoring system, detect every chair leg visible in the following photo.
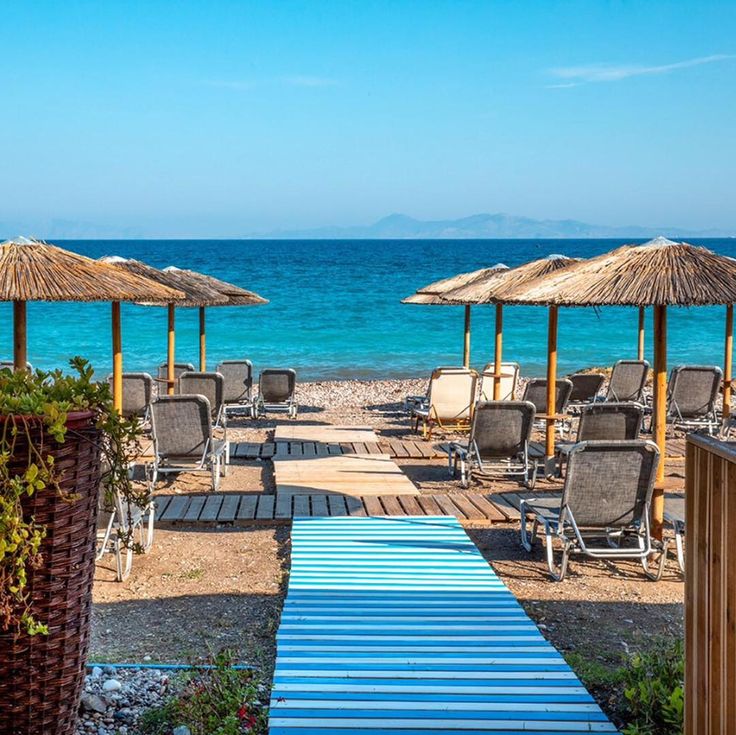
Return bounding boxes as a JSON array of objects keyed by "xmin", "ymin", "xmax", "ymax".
[
  {"xmin": 641, "ymin": 539, "xmax": 668, "ymax": 581},
  {"xmin": 520, "ymin": 507, "xmax": 533, "ymax": 552},
  {"xmin": 546, "ymin": 535, "xmax": 570, "ymax": 582},
  {"xmin": 675, "ymin": 524, "xmax": 685, "ymax": 574}
]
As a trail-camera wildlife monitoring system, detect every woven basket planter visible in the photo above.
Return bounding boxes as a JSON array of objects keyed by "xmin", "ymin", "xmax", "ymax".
[{"xmin": 0, "ymin": 411, "xmax": 102, "ymax": 735}]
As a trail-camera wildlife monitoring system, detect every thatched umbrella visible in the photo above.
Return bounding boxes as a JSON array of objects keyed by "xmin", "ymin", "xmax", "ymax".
[
  {"xmin": 0, "ymin": 238, "xmax": 184, "ymax": 410},
  {"xmin": 501, "ymin": 236, "xmax": 736, "ymax": 536},
  {"xmin": 162, "ymin": 267, "xmax": 267, "ymax": 371},
  {"xmin": 443, "ymin": 255, "xmax": 579, "ymax": 427},
  {"xmin": 402, "ymin": 265, "xmax": 509, "ymax": 367},
  {"xmin": 100, "ymin": 257, "xmax": 228, "ymax": 395}
]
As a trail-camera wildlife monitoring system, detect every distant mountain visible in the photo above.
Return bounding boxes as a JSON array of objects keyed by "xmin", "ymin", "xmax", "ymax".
[{"xmin": 264, "ymin": 213, "xmax": 731, "ymax": 240}]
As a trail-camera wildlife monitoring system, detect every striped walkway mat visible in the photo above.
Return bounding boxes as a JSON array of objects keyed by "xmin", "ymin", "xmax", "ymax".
[{"xmin": 269, "ymin": 515, "xmax": 616, "ymax": 734}]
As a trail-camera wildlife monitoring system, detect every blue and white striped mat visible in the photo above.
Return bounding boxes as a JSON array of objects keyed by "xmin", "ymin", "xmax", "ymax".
[{"xmin": 269, "ymin": 515, "xmax": 617, "ymax": 734}]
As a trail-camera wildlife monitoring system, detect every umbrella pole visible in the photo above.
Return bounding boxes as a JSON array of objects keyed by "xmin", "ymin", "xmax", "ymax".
[
  {"xmin": 167, "ymin": 304, "xmax": 176, "ymax": 395},
  {"xmin": 724, "ymin": 304, "xmax": 733, "ymax": 420},
  {"xmin": 463, "ymin": 305, "xmax": 471, "ymax": 368},
  {"xmin": 493, "ymin": 304, "xmax": 503, "ymax": 400},
  {"xmin": 637, "ymin": 306, "xmax": 645, "ymax": 361},
  {"xmin": 112, "ymin": 301, "xmax": 123, "ymax": 413},
  {"xmin": 13, "ymin": 300, "xmax": 27, "ymax": 372},
  {"xmin": 652, "ymin": 304, "xmax": 667, "ymax": 539},
  {"xmin": 544, "ymin": 306, "xmax": 558, "ymax": 477},
  {"xmin": 199, "ymin": 307, "xmax": 206, "ymax": 372}
]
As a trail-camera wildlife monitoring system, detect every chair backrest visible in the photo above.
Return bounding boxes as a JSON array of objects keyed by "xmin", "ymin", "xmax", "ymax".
[
  {"xmin": 151, "ymin": 395, "xmax": 213, "ymax": 458},
  {"xmin": 179, "ymin": 372, "xmax": 225, "ymax": 416},
  {"xmin": 607, "ymin": 360, "xmax": 649, "ymax": 402},
  {"xmin": 568, "ymin": 373, "xmax": 605, "ymax": 403},
  {"xmin": 668, "ymin": 365, "xmax": 722, "ymax": 418},
  {"xmin": 576, "ymin": 402, "xmax": 643, "ymax": 441},
  {"xmin": 521, "ymin": 378, "xmax": 573, "ymax": 415},
  {"xmin": 471, "ymin": 401, "xmax": 535, "ymax": 458},
  {"xmin": 480, "ymin": 362, "xmax": 520, "ymax": 401},
  {"xmin": 0, "ymin": 360, "xmax": 33, "ymax": 372},
  {"xmin": 562, "ymin": 440, "xmax": 659, "ymax": 528},
  {"xmin": 157, "ymin": 362, "xmax": 196, "ymax": 393},
  {"xmin": 260, "ymin": 369, "xmax": 296, "ymax": 403},
  {"xmin": 216, "ymin": 360, "xmax": 253, "ymax": 403},
  {"xmin": 109, "ymin": 372, "xmax": 153, "ymax": 418},
  {"xmin": 427, "ymin": 367, "xmax": 478, "ymax": 421}
]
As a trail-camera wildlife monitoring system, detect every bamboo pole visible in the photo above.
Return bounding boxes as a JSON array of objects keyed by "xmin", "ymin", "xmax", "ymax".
[
  {"xmin": 13, "ymin": 300, "xmax": 27, "ymax": 372},
  {"xmin": 652, "ymin": 304, "xmax": 667, "ymax": 539},
  {"xmin": 493, "ymin": 304, "xmax": 503, "ymax": 400},
  {"xmin": 463, "ymin": 305, "xmax": 471, "ymax": 368},
  {"xmin": 637, "ymin": 306, "xmax": 645, "ymax": 361},
  {"xmin": 724, "ymin": 304, "xmax": 733, "ymax": 420},
  {"xmin": 199, "ymin": 306, "xmax": 206, "ymax": 372},
  {"xmin": 545, "ymin": 306, "xmax": 559, "ymax": 476},
  {"xmin": 111, "ymin": 301, "xmax": 123, "ymax": 413},
  {"xmin": 167, "ymin": 303, "xmax": 176, "ymax": 396}
]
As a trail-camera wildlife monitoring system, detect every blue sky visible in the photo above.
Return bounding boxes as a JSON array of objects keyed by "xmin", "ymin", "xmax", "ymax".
[{"xmin": 1, "ymin": 1, "xmax": 734, "ymax": 236}]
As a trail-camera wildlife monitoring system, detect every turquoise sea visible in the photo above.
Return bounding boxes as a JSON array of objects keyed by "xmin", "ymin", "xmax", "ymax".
[{"xmin": 2, "ymin": 238, "xmax": 735, "ymax": 380}]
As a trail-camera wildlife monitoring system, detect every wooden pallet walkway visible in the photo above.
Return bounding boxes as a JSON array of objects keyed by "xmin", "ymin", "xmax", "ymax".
[
  {"xmin": 230, "ymin": 439, "xmax": 444, "ymax": 461},
  {"xmin": 154, "ymin": 492, "xmax": 508, "ymax": 525},
  {"xmin": 268, "ymin": 515, "xmax": 616, "ymax": 734}
]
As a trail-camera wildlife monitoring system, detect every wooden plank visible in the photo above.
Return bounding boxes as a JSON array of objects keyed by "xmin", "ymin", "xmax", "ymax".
[
  {"xmin": 466, "ymin": 493, "xmax": 507, "ymax": 522},
  {"xmin": 311, "ymin": 494, "xmax": 329, "ymax": 517},
  {"xmin": 301, "ymin": 442, "xmax": 317, "ymax": 458},
  {"xmin": 315, "ymin": 442, "xmax": 329, "ymax": 457},
  {"xmin": 412, "ymin": 440, "xmax": 435, "ymax": 459},
  {"xmin": 416, "ymin": 494, "xmax": 443, "ymax": 516},
  {"xmin": 260, "ymin": 442, "xmax": 276, "ymax": 459},
  {"xmin": 255, "ymin": 495, "xmax": 275, "ymax": 520},
  {"xmin": 326, "ymin": 443, "xmax": 342, "ymax": 455},
  {"xmin": 339, "ymin": 442, "xmax": 355, "ymax": 455},
  {"xmin": 293, "ymin": 495, "xmax": 310, "ymax": 517},
  {"xmin": 364, "ymin": 442, "xmax": 382, "ymax": 455},
  {"xmin": 274, "ymin": 442, "xmax": 290, "ymax": 457},
  {"xmin": 344, "ymin": 495, "xmax": 367, "ymax": 517},
  {"xmin": 352, "ymin": 442, "xmax": 368, "ymax": 455},
  {"xmin": 327, "ymin": 495, "xmax": 348, "ymax": 517},
  {"xmin": 154, "ymin": 495, "xmax": 172, "ymax": 521},
  {"xmin": 218, "ymin": 494, "xmax": 240, "ymax": 522},
  {"xmin": 289, "ymin": 442, "xmax": 304, "ymax": 457},
  {"xmin": 236, "ymin": 494, "xmax": 258, "ymax": 520},
  {"xmin": 433, "ymin": 494, "xmax": 467, "ymax": 519},
  {"xmin": 448, "ymin": 493, "xmax": 486, "ymax": 521},
  {"xmin": 159, "ymin": 495, "xmax": 190, "ymax": 522},
  {"xmin": 183, "ymin": 495, "xmax": 206, "ymax": 522},
  {"xmin": 362, "ymin": 496, "xmax": 384, "ymax": 516},
  {"xmin": 379, "ymin": 495, "xmax": 406, "ymax": 515},
  {"xmin": 389, "ymin": 440, "xmax": 410, "ymax": 458},
  {"xmin": 199, "ymin": 495, "xmax": 223, "ymax": 522},
  {"xmin": 275, "ymin": 493, "xmax": 293, "ymax": 519},
  {"xmin": 397, "ymin": 494, "xmax": 423, "ymax": 515}
]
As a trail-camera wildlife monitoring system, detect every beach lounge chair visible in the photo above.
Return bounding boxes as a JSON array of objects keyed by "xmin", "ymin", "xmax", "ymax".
[
  {"xmin": 179, "ymin": 371, "xmax": 228, "ymax": 461},
  {"xmin": 0, "ymin": 360, "xmax": 33, "ymax": 372},
  {"xmin": 667, "ymin": 364, "xmax": 722, "ymax": 433},
  {"xmin": 448, "ymin": 401, "xmax": 539, "ymax": 488},
  {"xmin": 663, "ymin": 494, "xmax": 685, "ymax": 574},
  {"xmin": 150, "ymin": 395, "xmax": 227, "ymax": 491},
  {"xmin": 157, "ymin": 361, "xmax": 195, "ymax": 393},
  {"xmin": 107, "ymin": 372, "xmax": 154, "ymax": 421},
  {"xmin": 411, "ymin": 367, "xmax": 479, "ymax": 439},
  {"xmin": 216, "ymin": 359, "xmax": 254, "ymax": 417},
  {"xmin": 479, "ymin": 362, "xmax": 520, "ymax": 401},
  {"xmin": 255, "ymin": 368, "xmax": 298, "ymax": 419},
  {"xmin": 567, "ymin": 373, "xmax": 605, "ymax": 412},
  {"xmin": 605, "ymin": 359, "xmax": 649, "ymax": 403},
  {"xmin": 521, "ymin": 378, "xmax": 574, "ymax": 436},
  {"xmin": 555, "ymin": 402, "xmax": 643, "ymax": 476},
  {"xmin": 404, "ymin": 366, "xmax": 462, "ymax": 413},
  {"xmin": 520, "ymin": 439, "xmax": 663, "ymax": 581}
]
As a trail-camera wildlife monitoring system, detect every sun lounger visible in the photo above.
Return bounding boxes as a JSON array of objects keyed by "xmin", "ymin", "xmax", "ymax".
[
  {"xmin": 605, "ymin": 359, "xmax": 649, "ymax": 403},
  {"xmin": 448, "ymin": 400, "xmax": 539, "ymax": 488},
  {"xmin": 520, "ymin": 439, "xmax": 663, "ymax": 581},
  {"xmin": 521, "ymin": 377, "xmax": 573, "ymax": 436},
  {"xmin": 411, "ymin": 366, "xmax": 479, "ymax": 439},
  {"xmin": 157, "ymin": 361, "xmax": 195, "ymax": 393},
  {"xmin": 216, "ymin": 359, "xmax": 254, "ymax": 417},
  {"xmin": 479, "ymin": 362, "xmax": 520, "ymax": 401},
  {"xmin": 0, "ymin": 360, "xmax": 33, "ymax": 372},
  {"xmin": 404, "ymin": 365, "xmax": 463, "ymax": 413},
  {"xmin": 667, "ymin": 364, "xmax": 722, "ymax": 433},
  {"xmin": 179, "ymin": 371, "xmax": 229, "ymax": 461},
  {"xmin": 567, "ymin": 372, "xmax": 605, "ymax": 412},
  {"xmin": 255, "ymin": 368, "xmax": 298, "ymax": 419},
  {"xmin": 150, "ymin": 395, "xmax": 227, "ymax": 491},
  {"xmin": 107, "ymin": 372, "xmax": 154, "ymax": 421},
  {"xmin": 663, "ymin": 494, "xmax": 685, "ymax": 574}
]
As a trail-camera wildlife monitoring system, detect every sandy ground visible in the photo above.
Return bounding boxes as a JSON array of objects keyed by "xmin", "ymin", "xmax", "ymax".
[{"xmin": 90, "ymin": 376, "xmax": 685, "ymax": 712}]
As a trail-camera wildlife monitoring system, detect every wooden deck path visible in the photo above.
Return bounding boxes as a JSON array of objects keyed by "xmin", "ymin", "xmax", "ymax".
[
  {"xmin": 230, "ymin": 439, "xmax": 444, "ymax": 461},
  {"xmin": 154, "ymin": 492, "xmax": 507, "ymax": 525},
  {"xmin": 269, "ymin": 515, "xmax": 616, "ymax": 734}
]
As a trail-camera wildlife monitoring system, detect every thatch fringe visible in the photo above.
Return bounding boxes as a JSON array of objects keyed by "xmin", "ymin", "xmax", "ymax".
[
  {"xmin": 163, "ymin": 267, "xmax": 268, "ymax": 306},
  {"xmin": 402, "ymin": 265, "xmax": 509, "ymax": 305}
]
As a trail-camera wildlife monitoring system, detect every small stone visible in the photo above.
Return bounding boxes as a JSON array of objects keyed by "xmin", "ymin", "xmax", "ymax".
[
  {"xmin": 103, "ymin": 665, "xmax": 116, "ymax": 675},
  {"xmin": 91, "ymin": 666, "xmax": 103, "ymax": 679},
  {"xmin": 173, "ymin": 727, "xmax": 192, "ymax": 735},
  {"xmin": 102, "ymin": 679, "xmax": 122, "ymax": 692},
  {"xmin": 80, "ymin": 693, "xmax": 108, "ymax": 714},
  {"xmin": 143, "ymin": 655, "xmax": 152, "ymax": 661}
]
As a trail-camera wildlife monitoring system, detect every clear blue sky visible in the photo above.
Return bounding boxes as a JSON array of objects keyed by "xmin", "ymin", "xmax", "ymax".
[{"xmin": 1, "ymin": 1, "xmax": 734, "ymax": 236}]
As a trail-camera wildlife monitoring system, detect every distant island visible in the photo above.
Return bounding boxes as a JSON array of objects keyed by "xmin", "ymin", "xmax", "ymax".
[{"xmin": 263, "ymin": 213, "xmax": 731, "ymax": 240}]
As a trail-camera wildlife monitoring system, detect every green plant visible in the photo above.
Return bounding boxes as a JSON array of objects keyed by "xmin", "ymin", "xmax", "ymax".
[
  {"xmin": 139, "ymin": 650, "xmax": 267, "ymax": 735},
  {"xmin": 0, "ymin": 358, "xmax": 144, "ymax": 634},
  {"xmin": 620, "ymin": 639, "xmax": 684, "ymax": 735}
]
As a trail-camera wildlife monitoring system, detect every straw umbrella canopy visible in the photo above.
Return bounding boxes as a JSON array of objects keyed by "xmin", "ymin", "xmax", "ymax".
[
  {"xmin": 161, "ymin": 266, "xmax": 268, "ymax": 371},
  {"xmin": 500, "ymin": 236, "xmax": 736, "ymax": 536},
  {"xmin": 402, "ymin": 265, "xmax": 509, "ymax": 367},
  {"xmin": 442, "ymin": 255, "xmax": 580, "ymax": 423},
  {"xmin": 0, "ymin": 238, "xmax": 184, "ymax": 410},
  {"xmin": 100, "ymin": 257, "xmax": 229, "ymax": 395}
]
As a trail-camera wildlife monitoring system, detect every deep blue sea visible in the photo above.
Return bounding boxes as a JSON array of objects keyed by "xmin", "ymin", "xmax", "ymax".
[{"xmin": 3, "ymin": 238, "xmax": 735, "ymax": 380}]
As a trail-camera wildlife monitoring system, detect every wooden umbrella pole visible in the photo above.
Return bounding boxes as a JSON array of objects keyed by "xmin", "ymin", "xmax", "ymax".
[
  {"xmin": 493, "ymin": 304, "xmax": 503, "ymax": 400},
  {"xmin": 199, "ymin": 306, "xmax": 206, "ymax": 372},
  {"xmin": 111, "ymin": 301, "xmax": 123, "ymax": 413},
  {"xmin": 167, "ymin": 303, "xmax": 176, "ymax": 395},
  {"xmin": 463, "ymin": 305, "xmax": 471, "ymax": 368},
  {"xmin": 652, "ymin": 304, "xmax": 667, "ymax": 539},
  {"xmin": 545, "ymin": 306, "xmax": 559, "ymax": 476},
  {"xmin": 724, "ymin": 304, "xmax": 733, "ymax": 420},
  {"xmin": 637, "ymin": 306, "xmax": 645, "ymax": 361},
  {"xmin": 13, "ymin": 300, "xmax": 27, "ymax": 372}
]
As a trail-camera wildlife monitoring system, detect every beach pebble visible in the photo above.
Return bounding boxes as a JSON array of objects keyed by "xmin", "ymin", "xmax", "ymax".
[
  {"xmin": 90, "ymin": 666, "xmax": 103, "ymax": 679},
  {"xmin": 173, "ymin": 727, "xmax": 192, "ymax": 735},
  {"xmin": 80, "ymin": 693, "xmax": 107, "ymax": 714},
  {"xmin": 102, "ymin": 679, "xmax": 122, "ymax": 692}
]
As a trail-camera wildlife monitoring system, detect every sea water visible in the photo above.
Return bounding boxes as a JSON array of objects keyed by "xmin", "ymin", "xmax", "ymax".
[{"xmin": 2, "ymin": 238, "xmax": 734, "ymax": 380}]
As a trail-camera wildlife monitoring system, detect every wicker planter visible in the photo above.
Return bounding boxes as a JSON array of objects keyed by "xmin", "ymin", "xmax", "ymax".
[{"xmin": 0, "ymin": 411, "xmax": 102, "ymax": 735}]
